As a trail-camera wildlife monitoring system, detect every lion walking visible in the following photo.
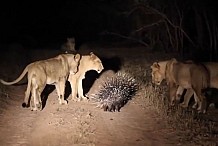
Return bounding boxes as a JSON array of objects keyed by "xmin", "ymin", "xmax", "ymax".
[{"xmin": 151, "ymin": 58, "xmax": 209, "ymax": 113}]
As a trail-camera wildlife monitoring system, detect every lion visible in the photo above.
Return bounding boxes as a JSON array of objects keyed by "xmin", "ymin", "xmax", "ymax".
[
  {"xmin": 175, "ymin": 62, "xmax": 218, "ymax": 109},
  {"xmin": 151, "ymin": 58, "xmax": 209, "ymax": 113},
  {"xmin": 0, "ymin": 53, "xmax": 81, "ymax": 111},
  {"xmin": 68, "ymin": 52, "xmax": 104, "ymax": 101},
  {"xmin": 61, "ymin": 37, "xmax": 76, "ymax": 53},
  {"xmin": 175, "ymin": 86, "xmax": 198, "ymax": 108}
]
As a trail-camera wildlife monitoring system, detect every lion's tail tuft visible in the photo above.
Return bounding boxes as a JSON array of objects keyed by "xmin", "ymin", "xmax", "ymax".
[{"xmin": 22, "ymin": 102, "xmax": 28, "ymax": 108}]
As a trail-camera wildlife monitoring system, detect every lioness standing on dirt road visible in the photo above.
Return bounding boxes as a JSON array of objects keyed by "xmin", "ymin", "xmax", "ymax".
[
  {"xmin": 68, "ymin": 52, "xmax": 104, "ymax": 101},
  {"xmin": 0, "ymin": 53, "xmax": 81, "ymax": 111}
]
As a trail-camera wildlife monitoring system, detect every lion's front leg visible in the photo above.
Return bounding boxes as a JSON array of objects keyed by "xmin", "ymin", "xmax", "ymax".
[
  {"xmin": 78, "ymin": 78, "xmax": 87, "ymax": 101},
  {"xmin": 179, "ymin": 88, "xmax": 194, "ymax": 108},
  {"xmin": 176, "ymin": 86, "xmax": 184, "ymax": 101},
  {"xmin": 169, "ymin": 83, "xmax": 177, "ymax": 106}
]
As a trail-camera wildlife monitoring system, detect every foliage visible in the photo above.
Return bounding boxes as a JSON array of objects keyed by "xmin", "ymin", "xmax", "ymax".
[
  {"xmin": 92, "ymin": 0, "xmax": 218, "ymax": 60},
  {"xmin": 121, "ymin": 52, "xmax": 218, "ymax": 145}
]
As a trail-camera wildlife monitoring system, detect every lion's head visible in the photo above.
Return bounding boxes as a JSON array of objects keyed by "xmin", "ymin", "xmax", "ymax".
[
  {"xmin": 150, "ymin": 61, "xmax": 168, "ymax": 85},
  {"xmin": 85, "ymin": 52, "xmax": 104, "ymax": 73},
  {"xmin": 68, "ymin": 52, "xmax": 104, "ymax": 100}
]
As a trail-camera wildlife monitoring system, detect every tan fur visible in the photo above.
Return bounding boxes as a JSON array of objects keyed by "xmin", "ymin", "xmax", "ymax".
[
  {"xmin": 151, "ymin": 58, "xmax": 209, "ymax": 113},
  {"xmin": 177, "ymin": 62, "xmax": 218, "ymax": 109},
  {"xmin": 68, "ymin": 52, "xmax": 104, "ymax": 101},
  {"xmin": 0, "ymin": 54, "xmax": 81, "ymax": 111}
]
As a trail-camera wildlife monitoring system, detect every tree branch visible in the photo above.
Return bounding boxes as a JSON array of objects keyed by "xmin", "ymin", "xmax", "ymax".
[{"xmin": 102, "ymin": 31, "xmax": 149, "ymax": 47}]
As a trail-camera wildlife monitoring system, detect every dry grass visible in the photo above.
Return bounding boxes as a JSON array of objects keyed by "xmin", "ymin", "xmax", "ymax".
[
  {"xmin": 122, "ymin": 56, "xmax": 218, "ymax": 146},
  {"xmin": 145, "ymin": 84, "xmax": 218, "ymax": 145}
]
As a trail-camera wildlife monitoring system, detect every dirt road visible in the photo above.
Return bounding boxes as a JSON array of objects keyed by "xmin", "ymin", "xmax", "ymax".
[{"xmin": 0, "ymin": 84, "xmax": 180, "ymax": 146}]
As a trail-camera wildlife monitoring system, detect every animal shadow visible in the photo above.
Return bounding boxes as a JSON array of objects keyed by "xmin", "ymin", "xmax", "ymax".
[
  {"xmin": 64, "ymin": 81, "xmax": 72, "ymax": 100},
  {"xmin": 82, "ymin": 56, "xmax": 122, "ymax": 97},
  {"xmin": 41, "ymin": 83, "xmax": 72, "ymax": 109},
  {"xmin": 41, "ymin": 85, "xmax": 56, "ymax": 109}
]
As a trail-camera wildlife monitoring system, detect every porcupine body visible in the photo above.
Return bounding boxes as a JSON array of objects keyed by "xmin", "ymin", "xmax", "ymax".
[{"xmin": 91, "ymin": 72, "xmax": 138, "ymax": 112}]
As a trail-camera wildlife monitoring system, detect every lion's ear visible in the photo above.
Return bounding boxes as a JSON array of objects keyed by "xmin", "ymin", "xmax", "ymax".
[
  {"xmin": 90, "ymin": 52, "xmax": 97, "ymax": 59},
  {"xmin": 74, "ymin": 54, "xmax": 81, "ymax": 62},
  {"xmin": 151, "ymin": 62, "xmax": 160, "ymax": 70}
]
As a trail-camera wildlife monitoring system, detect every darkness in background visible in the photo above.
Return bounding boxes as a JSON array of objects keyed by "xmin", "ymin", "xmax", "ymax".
[
  {"xmin": 0, "ymin": 0, "xmax": 217, "ymax": 60},
  {"xmin": 0, "ymin": 0, "xmax": 123, "ymax": 46}
]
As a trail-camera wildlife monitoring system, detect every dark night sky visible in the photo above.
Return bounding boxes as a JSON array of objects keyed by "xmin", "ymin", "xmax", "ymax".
[
  {"xmin": 1, "ymin": 0, "xmax": 218, "ymax": 48},
  {"xmin": 1, "ymin": 1, "xmax": 63, "ymax": 34},
  {"xmin": 0, "ymin": 1, "xmax": 111, "ymax": 45}
]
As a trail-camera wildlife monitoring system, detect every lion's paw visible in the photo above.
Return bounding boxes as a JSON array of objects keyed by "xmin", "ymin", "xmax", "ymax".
[
  {"xmin": 62, "ymin": 100, "xmax": 68, "ymax": 105},
  {"xmin": 197, "ymin": 109, "xmax": 206, "ymax": 114},
  {"xmin": 179, "ymin": 103, "xmax": 188, "ymax": 108},
  {"xmin": 192, "ymin": 103, "xmax": 198, "ymax": 109},
  {"xmin": 79, "ymin": 96, "xmax": 89, "ymax": 102},
  {"xmin": 59, "ymin": 100, "xmax": 68, "ymax": 105}
]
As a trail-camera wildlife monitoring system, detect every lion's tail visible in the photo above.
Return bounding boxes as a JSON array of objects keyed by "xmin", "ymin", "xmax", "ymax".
[{"xmin": 0, "ymin": 64, "xmax": 30, "ymax": 85}]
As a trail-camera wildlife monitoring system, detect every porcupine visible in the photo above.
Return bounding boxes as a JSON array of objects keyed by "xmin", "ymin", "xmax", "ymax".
[{"xmin": 89, "ymin": 71, "xmax": 138, "ymax": 112}]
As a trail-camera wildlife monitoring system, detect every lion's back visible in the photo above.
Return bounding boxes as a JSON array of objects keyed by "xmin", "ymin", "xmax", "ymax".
[{"xmin": 169, "ymin": 61, "xmax": 209, "ymax": 89}]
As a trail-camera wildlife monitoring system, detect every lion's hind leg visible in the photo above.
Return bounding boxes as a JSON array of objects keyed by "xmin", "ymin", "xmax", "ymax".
[
  {"xmin": 197, "ymin": 95, "xmax": 207, "ymax": 114},
  {"xmin": 192, "ymin": 92, "xmax": 200, "ymax": 109},
  {"xmin": 193, "ymin": 87, "xmax": 207, "ymax": 113},
  {"xmin": 192, "ymin": 74, "xmax": 208, "ymax": 113},
  {"xmin": 22, "ymin": 72, "xmax": 33, "ymax": 109},
  {"xmin": 169, "ymin": 82, "xmax": 178, "ymax": 106},
  {"xmin": 22, "ymin": 79, "xmax": 31, "ymax": 108},
  {"xmin": 30, "ymin": 75, "xmax": 43, "ymax": 111}
]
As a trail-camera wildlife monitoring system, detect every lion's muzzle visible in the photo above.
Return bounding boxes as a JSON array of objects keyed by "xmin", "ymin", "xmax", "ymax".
[{"xmin": 97, "ymin": 66, "xmax": 104, "ymax": 73}]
